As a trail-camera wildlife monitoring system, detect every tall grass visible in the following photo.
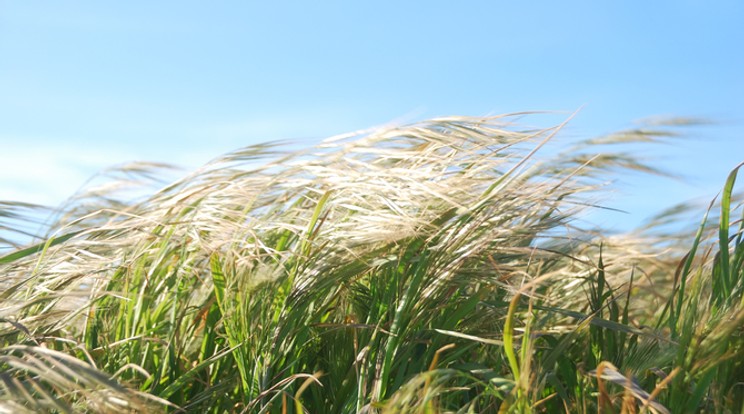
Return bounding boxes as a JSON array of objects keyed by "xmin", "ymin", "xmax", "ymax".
[{"xmin": 0, "ymin": 114, "xmax": 741, "ymax": 413}]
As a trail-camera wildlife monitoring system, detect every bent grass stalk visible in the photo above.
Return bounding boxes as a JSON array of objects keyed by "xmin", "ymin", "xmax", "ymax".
[{"xmin": 0, "ymin": 114, "xmax": 741, "ymax": 413}]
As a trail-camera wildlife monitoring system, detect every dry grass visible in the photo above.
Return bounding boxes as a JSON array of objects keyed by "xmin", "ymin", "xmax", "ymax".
[{"xmin": 0, "ymin": 113, "xmax": 741, "ymax": 413}]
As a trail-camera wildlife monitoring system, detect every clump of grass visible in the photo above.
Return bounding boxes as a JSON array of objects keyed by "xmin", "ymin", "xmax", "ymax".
[{"xmin": 0, "ymin": 114, "xmax": 741, "ymax": 413}]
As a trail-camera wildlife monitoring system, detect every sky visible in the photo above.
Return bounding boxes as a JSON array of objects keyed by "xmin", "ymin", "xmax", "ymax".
[{"xmin": 1, "ymin": 1, "xmax": 742, "ymax": 233}]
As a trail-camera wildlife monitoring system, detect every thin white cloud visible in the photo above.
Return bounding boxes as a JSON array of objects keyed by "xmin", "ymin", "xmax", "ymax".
[
  {"xmin": 0, "ymin": 112, "xmax": 365, "ymax": 206},
  {"xmin": 0, "ymin": 141, "xmax": 137, "ymax": 206}
]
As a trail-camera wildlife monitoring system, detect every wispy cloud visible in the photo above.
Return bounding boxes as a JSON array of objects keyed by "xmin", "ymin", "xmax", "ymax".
[
  {"xmin": 0, "ymin": 140, "xmax": 137, "ymax": 206},
  {"xmin": 0, "ymin": 109, "xmax": 361, "ymax": 207}
]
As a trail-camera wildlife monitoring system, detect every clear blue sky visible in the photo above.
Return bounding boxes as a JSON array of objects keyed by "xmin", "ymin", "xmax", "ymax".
[{"xmin": 1, "ymin": 1, "xmax": 742, "ymax": 231}]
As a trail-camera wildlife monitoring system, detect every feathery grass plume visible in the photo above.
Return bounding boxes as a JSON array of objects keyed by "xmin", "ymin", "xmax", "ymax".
[
  {"xmin": 46, "ymin": 161, "xmax": 183, "ymax": 233},
  {"xmin": 0, "ymin": 345, "xmax": 173, "ymax": 413},
  {"xmin": 0, "ymin": 113, "xmax": 741, "ymax": 413},
  {"xmin": 0, "ymin": 201, "xmax": 50, "ymax": 250}
]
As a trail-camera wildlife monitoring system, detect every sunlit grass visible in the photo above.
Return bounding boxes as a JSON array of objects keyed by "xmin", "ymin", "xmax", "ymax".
[{"xmin": 0, "ymin": 114, "xmax": 741, "ymax": 413}]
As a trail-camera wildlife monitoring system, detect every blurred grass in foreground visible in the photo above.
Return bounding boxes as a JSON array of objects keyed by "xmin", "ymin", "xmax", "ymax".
[{"xmin": 0, "ymin": 114, "xmax": 742, "ymax": 413}]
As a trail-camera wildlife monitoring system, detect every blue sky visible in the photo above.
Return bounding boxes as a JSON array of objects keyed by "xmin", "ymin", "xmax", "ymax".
[{"xmin": 1, "ymin": 1, "xmax": 742, "ymax": 231}]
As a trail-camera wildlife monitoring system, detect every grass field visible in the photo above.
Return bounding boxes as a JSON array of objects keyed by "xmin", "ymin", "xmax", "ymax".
[{"xmin": 1, "ymin": 114, "xmax": 742, "ymax": 413}]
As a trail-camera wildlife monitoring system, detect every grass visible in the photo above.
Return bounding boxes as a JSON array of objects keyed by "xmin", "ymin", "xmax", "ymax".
[{"xmin": 0, "ymin": 113, "xmax": 742, "ymax": 413}]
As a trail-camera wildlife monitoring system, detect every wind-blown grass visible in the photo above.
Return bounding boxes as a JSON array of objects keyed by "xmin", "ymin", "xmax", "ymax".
[{"xmin": 0, "ymin": 114, "xmax": 741, "ymax": 413}]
